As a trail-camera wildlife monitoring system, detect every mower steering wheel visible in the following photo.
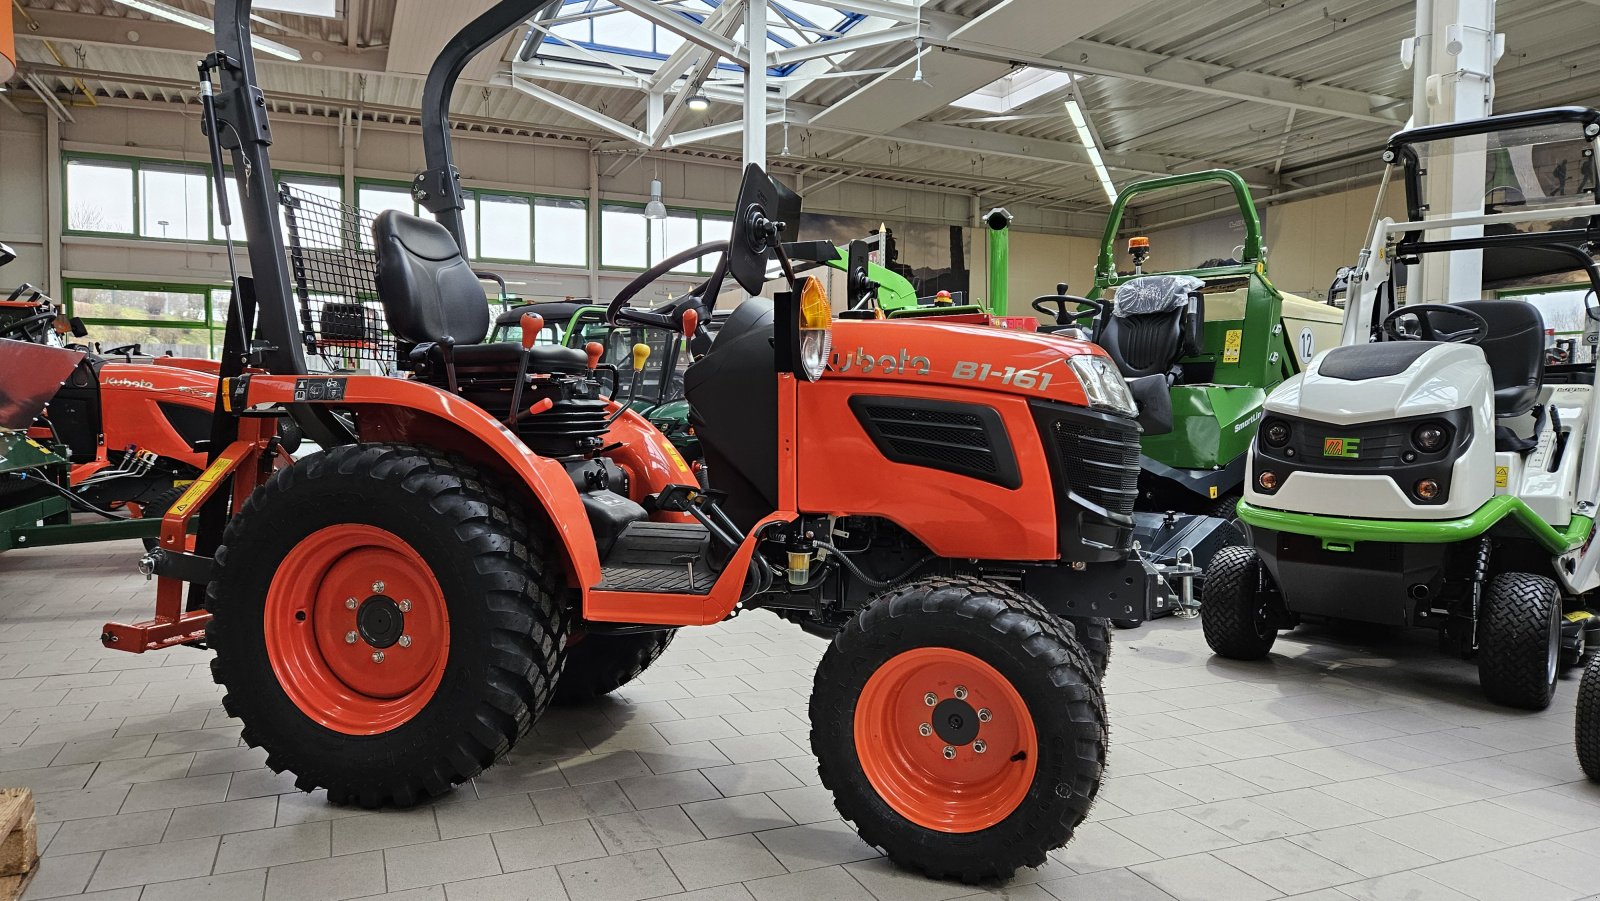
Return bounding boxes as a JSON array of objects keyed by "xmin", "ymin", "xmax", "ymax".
[
  {"xmin": 608, "ymin": 240, "xmax": 731, "ymax": 332},
  {"xmin": 1030, "ymin": 294, "xmax": 1106, "ymax": 326},
  {"xmin": 1380, "ymin": 304, "xmax": 1489, "ymax": 345}
]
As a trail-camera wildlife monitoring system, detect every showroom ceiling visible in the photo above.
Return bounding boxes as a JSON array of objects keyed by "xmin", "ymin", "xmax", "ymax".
[{"xmin": 7, "ymin": 0, "xmax": 1599, "ymax": 227}]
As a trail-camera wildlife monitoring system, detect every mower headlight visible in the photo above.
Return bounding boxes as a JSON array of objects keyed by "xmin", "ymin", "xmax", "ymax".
[
  {"xmin": 798, "ymin": 276, "xmax": 833, "ymax": 382},
  {"xmin": 1413, "ymin": 422, "xmax": 1448, "ymax": 453},
  {"xmin": 1263, "ymin": 418, "xmax": 1291, "ymax": 448},
  {"xmin": 1068, "ymin": 354, "xmax": 1137, "ymax": 416}
]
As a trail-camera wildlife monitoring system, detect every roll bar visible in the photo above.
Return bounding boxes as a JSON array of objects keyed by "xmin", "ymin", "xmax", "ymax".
[
  {"xmin": 1094, "ymin": 169, "xmax": 1263, "ymax": 283},
  {"xmin": 1383, "ymin": 106, "xmax": 1600, "ymax": 155}
]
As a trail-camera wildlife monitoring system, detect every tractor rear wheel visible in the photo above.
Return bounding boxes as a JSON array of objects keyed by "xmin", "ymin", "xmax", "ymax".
[
  {"xmin": 553, "ymin": 630, "xmax": 675, "ymax": 705},
  {"xmin": 131, "ymin": 483, "xmax": 186, "ymax": 552},
  {"xmin": 206, "ymin": 444, "xmax": 566, "ymax": 808},
  {"xmin": 811, "ymin": 577, "xmax": 1106, "ymax": 883},
  {"xmin": 1577, "ymin": 652, "xmax": 1600, "ymax": 781},
  {"xmin": 1201, "ymin": 546, "xmax": 1278, "ymax": 660},
  {"xmin": 1478, "ymin": 572, "xmax": 1560, "ymax": 710}
]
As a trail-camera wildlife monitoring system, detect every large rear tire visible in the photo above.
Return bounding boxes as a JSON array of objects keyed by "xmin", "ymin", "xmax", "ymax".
[
  {"xmin": 1201, "ymin": 546, "xmax": 1278, "ymax": 660},
  {"xmin": 207, "ymin": 444, "xmax": 566, "ymax": 808},
  {"xmin": 553, "ymin": 630, "xmax": 675, "ymax": 705},
  {"xmin": 1063, "ymin": 615, "xmax": 1112, "ymax": 678},
  {"xmin": 1578, "ymin": 653, "xmax": 1600, "ymax": 781},
  {"xmin": 1478, "ymin": 572, "xmax": 1560, "ymax": 710},
  {"xmin": 810, "ymin": 577, "xmax": 1106, "ymax": 884}
]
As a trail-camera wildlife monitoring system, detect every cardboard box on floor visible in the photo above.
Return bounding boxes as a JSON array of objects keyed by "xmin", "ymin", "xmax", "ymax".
[{"xmin": 0, "ymin": 788, "xmax": 38, "ymax": 901}]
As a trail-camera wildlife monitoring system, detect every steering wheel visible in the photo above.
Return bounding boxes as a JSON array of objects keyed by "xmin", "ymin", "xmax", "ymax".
[
  {"xmin": 608, "ymin": 240, "xmax": 731, "ymax": 332},
  {"xmin": 1031, "ymin": 294, "xmax": 1106, "ymax": 326},
  {"xmin": 1380, "ymin": 304, "xmax": 1489, "ymax": 345},
  {"xmin": 0, "ymin": 311, "xmax": 60, "ymax": 341}
]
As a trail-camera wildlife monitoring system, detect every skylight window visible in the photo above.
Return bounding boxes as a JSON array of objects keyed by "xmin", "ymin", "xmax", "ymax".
[{"xmin": 950, "ymin": 68, "xmax": 1075, "ymax": 113}]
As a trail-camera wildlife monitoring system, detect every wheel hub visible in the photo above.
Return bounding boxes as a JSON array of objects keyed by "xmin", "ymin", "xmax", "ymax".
[
  {"xmin": 931, "ymin": 697, "xmax": 979, "ymax": 746},
  {"xmin": 357, "ymin": 595, "xmax": 405, "ymax": 649}
]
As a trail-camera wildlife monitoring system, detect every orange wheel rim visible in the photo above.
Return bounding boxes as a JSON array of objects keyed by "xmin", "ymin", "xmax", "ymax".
[
  {"xmin": 855, "ymin": 647, "xmax": 1038, "ymax": 833},
  {"xmin": 264, "ymin": 524, "xmax": 450, "ymax": 735}
]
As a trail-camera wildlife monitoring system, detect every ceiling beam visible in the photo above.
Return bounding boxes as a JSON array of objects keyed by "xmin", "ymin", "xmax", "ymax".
[
  {"xmin": 607, "ymin": 0, "xmax": 743, "ymax": 61},
  {"xmin": 767, "ymin": 22, "xmax": 919, "ymax": 67}
]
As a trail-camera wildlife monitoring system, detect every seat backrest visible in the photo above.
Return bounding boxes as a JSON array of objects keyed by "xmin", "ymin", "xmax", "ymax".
[
  {"xmin": 1454, "ymin": 299, "xmax": 1545, "ymax": 417},
  {"xmin": 1096, "ymin": 275, "xmax": 1204, "ymax": 379},
  {"xmin": 372, "ymin": 210, "xmax": 489, "ymax": 346}
]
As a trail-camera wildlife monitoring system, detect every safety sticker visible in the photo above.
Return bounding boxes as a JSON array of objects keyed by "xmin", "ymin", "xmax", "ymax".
[
  {"xmin": 1208, "ymin": 486, "xmax": 1219, "ymax": 499},
  {"xmin": 1222, "ymin": 329, "xmax": 1242, "ymax": 364},
  {"xmin": 1494, "ymin": 466, "xmax": 1509, "ymax": 488},
  {"xmin": 170, "ymin": 456, "xmax": 233, "ymax": 518}
]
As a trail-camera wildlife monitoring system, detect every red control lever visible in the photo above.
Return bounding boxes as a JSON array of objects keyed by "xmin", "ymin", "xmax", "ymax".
[
  {"xmin": 585, "ymin": 341, "xmax": 604, "ymax": 370},
  {"xmin": 519, "ymin": 313, "xmax": 545, "ymax": 350},
  {"xmin": 680, "ymin": 307, "xmax": 699, "ymax": 338}
]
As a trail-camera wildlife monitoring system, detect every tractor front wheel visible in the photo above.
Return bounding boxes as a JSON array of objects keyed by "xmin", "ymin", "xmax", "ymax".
[
  {"xmin": 1063, "ymin": 615, "xmax": 1112, "ymax": 677},
  {"xmin": 206, "ymin": 444, "xmax": 567, "ymax": 808},
  {"xmin": 1577, "ymin": 652, "xmax": 1600, "ymax": 781},
  {"xmin": 1201, "ymin": 546, "xmax": 1278, "ymax": 660},
  {"xmin": 811, "ymin": 577, "xmax": 1106, "ymax": 883},
  {"xmin": 554, "ymin": 630, "xmax": 675, "ymax": 705},
  {"xmin": 1478, "ymin": 572, "xmax": 1560, "ymax": 710}
]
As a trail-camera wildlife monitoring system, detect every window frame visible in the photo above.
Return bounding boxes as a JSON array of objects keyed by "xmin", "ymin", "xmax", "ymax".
[{"xmin": 63, "ymin": 278, "xmax": 234, "ymax": 358}]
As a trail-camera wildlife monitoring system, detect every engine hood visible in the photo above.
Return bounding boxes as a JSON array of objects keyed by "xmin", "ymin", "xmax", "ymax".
[
  {"xmin": 1267, "ymin": 342, "xmax": 1493, "ymax": 425},
  {"xmin": 825, "ymin": 319, "xmax": 1114, "ymax": 410}
]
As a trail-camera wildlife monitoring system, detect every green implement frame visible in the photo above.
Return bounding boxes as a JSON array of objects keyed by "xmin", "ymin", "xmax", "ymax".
[{"xmin": 0, "ymin": 432, "xmax": 160, "ymax": 551}]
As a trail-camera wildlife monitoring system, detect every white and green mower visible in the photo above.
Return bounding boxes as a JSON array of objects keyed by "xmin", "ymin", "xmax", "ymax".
[{"xmin": 1205, "ymin": 106, "xmax": 1600, "ymax": 710}]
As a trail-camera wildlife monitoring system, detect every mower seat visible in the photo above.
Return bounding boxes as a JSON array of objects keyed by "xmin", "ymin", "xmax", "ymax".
[
  {"xmin": 372, "ymin": 210, "xmax": 587, "ymax": 372},
  {"xmin": 1096, "ymin": 275, "xmax": 1205, "ymax": 380},
  {"xmin": 1453, "ymin": 300, "xmax": 1545, "ymax": 418}
]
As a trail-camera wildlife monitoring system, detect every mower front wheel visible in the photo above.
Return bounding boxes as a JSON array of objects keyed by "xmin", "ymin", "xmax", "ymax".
[
  {"xmin": 1478, "ymin": 572, "xmax": 1560, "ymax": 710},
  {"xmin": 1201, "ymin": 546, "xmax": 1278, "ymax": 660},
  {"xmin": 206, "ymin": 444, "xmax": 567, "ymax": 808},
  {"xmin": 811, "ymin": 577, "xmax": 1106, "ymax": 883},
  {"xmin": 1577, "ymin": 652, "xmax": 1600, "ymax": 781}
]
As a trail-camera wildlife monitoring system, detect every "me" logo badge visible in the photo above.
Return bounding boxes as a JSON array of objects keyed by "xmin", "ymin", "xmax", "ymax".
[{"xmin": 1323, "ymin": 437, "xmax": 1360, "ymax": 458}]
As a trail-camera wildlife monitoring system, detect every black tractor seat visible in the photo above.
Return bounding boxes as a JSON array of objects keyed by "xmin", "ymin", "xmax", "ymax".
[
  {"xmin": 1096, "ymin": 275, "xmax": 1205, "ymax": 381},
  {"xmin": 373, "ymin": 210, "xmax": 588, "ymax": 376}
]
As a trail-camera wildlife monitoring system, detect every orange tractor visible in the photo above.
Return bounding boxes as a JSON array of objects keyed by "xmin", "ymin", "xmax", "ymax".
[{"xmin": 100, "ymin": 0, "xmax": 1144, "ymax": 881}]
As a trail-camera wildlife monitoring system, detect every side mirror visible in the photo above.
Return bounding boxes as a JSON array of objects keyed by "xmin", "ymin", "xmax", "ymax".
[
  {"xmin": 727, "ymin": 164, "xmax": 801, "ymax": 296},
  {"xmin": 846, "ymin": 239, "xmax": 874, "ymax": 310},
  {"xmin": 69, "ymin": 318, "xmax": 88, "ymax": 338}
]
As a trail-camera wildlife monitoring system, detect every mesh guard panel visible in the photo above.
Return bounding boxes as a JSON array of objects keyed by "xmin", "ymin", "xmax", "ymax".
[{"xmin": 279, "ymin": 184, "xmax": 393, "ymax": 372}]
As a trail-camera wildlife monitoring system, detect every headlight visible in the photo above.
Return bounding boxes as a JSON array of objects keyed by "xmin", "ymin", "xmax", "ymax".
[
  {"xmin": 1067, "ymin": 354, "xmax": 1136, "ymax": 416},
  {"xmin": 798, "ymin": 276, "xmax": 833, "ymax": 382},
  {"xmin": 1413, "ymin": 422, "xmax": 1448, "ymax": 453},
  {"xmin": 1263, "ymin": 418, "xmax": 1291, "ymax": 448}
]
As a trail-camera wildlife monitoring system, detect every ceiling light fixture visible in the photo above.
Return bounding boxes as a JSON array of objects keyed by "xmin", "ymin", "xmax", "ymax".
[
  {"xmin": 1065, "ymin": 95, "xmax": 1116, "ymax": 204},
  {"xmin": 645, "ymin": 178, "xmax": 668, "ymax": 220},
  {"xmin": 112, "ymin": 0, "xmax": 303, "ymax": 61},
  {"xmin": 687, "ymin": 93, "xmax": 710, "ymax": 113}
]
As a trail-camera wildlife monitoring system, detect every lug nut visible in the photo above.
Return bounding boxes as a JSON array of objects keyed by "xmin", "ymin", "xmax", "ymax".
[
  {"xmin": 953, "ymin": 686, "xmax": 967, "ymax": 700},
  {"xmin": 918, "ymin": 723, "xmax": 932, "ymax": 737},
  {"xmin": 372, "ymin": 581, "xmax": 385, "ymax": 593},
  {"xmin": 371, "ymin": 651, "xmax": 385, "ymax": 663},
  {"xmin": 344, "ymin": 631, "xmax": 357, "ymax": 644},
  {"xmin": 398, "ymin": 634, "xmax": 412, "ymax": 648},
  {"xmin": 345, "ymin": 597, "xmax": 357, "ymax": 610},
  {"xmin": 977, "ymin": 708, "xmax": 991, "ymax": 722},
  {"xmin": 973, "ymin": 740, "xmax": 987, "ymax": 754},
  {"xmin": 924, "ymin": 692, "xmax": 938, "ymax": 707},
  {"xmin": 399, "ymin": 599, "xmax": 412, "ymax": 613},
  {"xmin": 942, "ymin": 746, "xmax": 956, "ymax": 759}
]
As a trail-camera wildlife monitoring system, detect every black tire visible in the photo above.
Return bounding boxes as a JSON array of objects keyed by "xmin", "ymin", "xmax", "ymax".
[
  {"xmin": 810, "ymin": 577, "xmax": 1106, "ymax": 884},
  {"xmin": 206, "ymin": 443, "xmax": 566, "ymax": 808},
  {"xmin": 1478, "ymin": 572, "xmax": 1560, "ymax": 710},
  {"xmin": 1208, "ymin": 492, "xmax": 1241, "ymax": 521},
  {"xmin": 1111, "ymin": 618, "xmax": 1143, "ymax": 630},
  {"xmin": 553, "ymin": 630, "xmax": 675, "ymax": 705},
  {"xmin": 134, "ymin": 483, "xmax": 186, "ymax": 552},
  {"xmin": 1063, "ymin": 615, "xmax": 1112, "ymax": 677},
  {"xmin": 1201, "ymin": 546, "xmax": 1278, "ymax": 660},
  {"xmin": 1578, "ymin": 653, "xmax": 1600, "ymax": 781}
]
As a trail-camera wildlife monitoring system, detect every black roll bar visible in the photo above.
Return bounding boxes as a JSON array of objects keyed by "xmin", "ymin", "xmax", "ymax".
[{"xmin": 414, "ymin": 0, "xmax": 564, "ymax": 249}]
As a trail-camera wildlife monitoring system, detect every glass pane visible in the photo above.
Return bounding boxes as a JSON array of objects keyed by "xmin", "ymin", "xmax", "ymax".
[
  {"xmin": 66, "ymin": 160, "xmax": 135, "ymax": 233},
  {"xmin": 601, "ymin": 204, "xmax": 648, "ymax": 268},
  {"xmin": 211, "ymin": 176, "xmax": 247, "ymax": 243},
  {"xmin": 212, "ymin": 288, "xmax": 232, "ymax": 331},
  {"xmin": 1407, "ymin": 122, "xmax": 1598, "ymax": 222},
  {"xmin": 592, "ymin": 9, "xmax": 654, "ymax": 51},
  {"xmin": 71, "ymin": 285, "xmax": 208, "ymax": 324},
  {"xmin": 699, "ymin": 215, "xmax": 731, "ymax": 274},
  {"xmin": 140, "ymin": 166, "xmax": 211, "ymax": 241},
  {"xmin": 479, "ymin": 194, "xmax": 531, "ymax": 261},
  {"xmin": 535, "ymin": 198, "xmax": 588, "ymax": 266},
  {"xmin": 650, "ymin": 211, "xmax": 700, "ymax": 273},
  {"xmin": 357, "ymin": 185, "xmax": 415, "ymax": 249},
  {"xmin": 81, "ymin": 323, "xmax": 214, "ymax": 359}
]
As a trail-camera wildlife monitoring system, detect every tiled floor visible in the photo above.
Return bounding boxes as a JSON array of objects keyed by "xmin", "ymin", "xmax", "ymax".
[{"xmin": 3, "ymin": 540, "xmax": 1599, "ymax": 901}]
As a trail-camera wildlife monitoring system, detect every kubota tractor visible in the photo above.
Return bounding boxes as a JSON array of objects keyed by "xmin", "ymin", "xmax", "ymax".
[{"xmin": 99, "ymin": 0, "xmax": 1146, "ymax": 881}]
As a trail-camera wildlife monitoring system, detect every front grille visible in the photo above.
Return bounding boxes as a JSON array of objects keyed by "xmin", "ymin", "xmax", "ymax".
[
  {"xmin": 849, "ymin": 396, "xmax": 1020, "ymax": 488},
  {"xmin": 1053, "ymin": 421, "xmax": 1141, "ymax": 516},
  {"xmin": 857, "ymin": 404, "xmax": 995, "ymax": 475}
]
